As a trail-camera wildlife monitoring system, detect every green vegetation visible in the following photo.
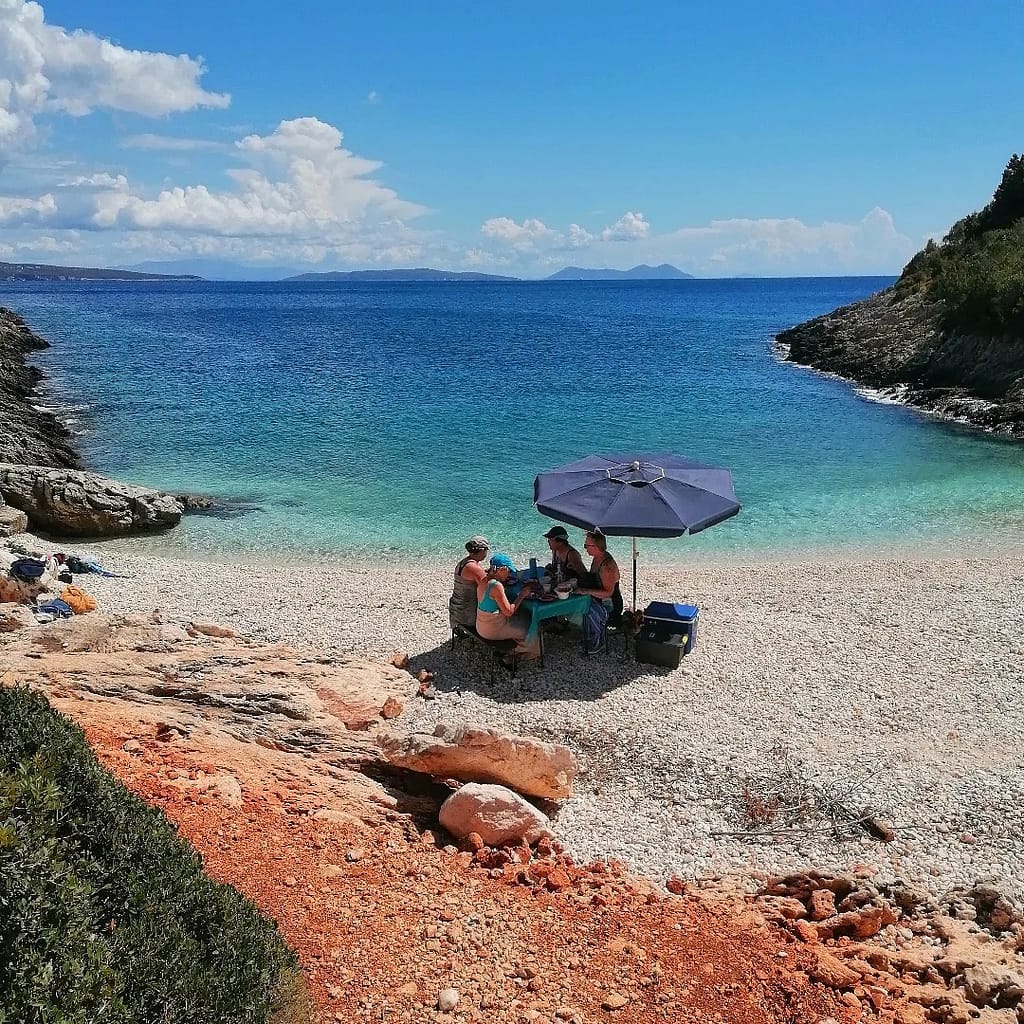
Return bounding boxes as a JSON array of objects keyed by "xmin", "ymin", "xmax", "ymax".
[
  {"xmin": 896, "ymin": 154, "xmax": 1024, "ymax": 337},
  {"xmin": 0, "ymin": 687, "xmax": 303, "ymax": 1024}
]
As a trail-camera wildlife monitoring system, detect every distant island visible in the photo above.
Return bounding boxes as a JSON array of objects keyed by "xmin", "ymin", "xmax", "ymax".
[
  {"xmin": 0, "ymin": 261, "xmax": 199, "ymax": 282},
  {"xmin": 122, "ymin": 259, "xmax": 301, "ymax": 281},
  {"xmin": 545, "ymin": 263, "xmax": 694, "ymax": 281},
  {"xmin": 778, "ymin": 153, "xmax": 1024, "ymax": 436},
  {"xmin": 285, "ymin": 268, "xmax": 520, "ymax": 283}
]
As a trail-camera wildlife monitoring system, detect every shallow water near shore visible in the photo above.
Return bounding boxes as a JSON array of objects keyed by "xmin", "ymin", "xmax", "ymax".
[{"xmin": 6, "ymin": 276, "xmax": 1024, "ymax": 560}]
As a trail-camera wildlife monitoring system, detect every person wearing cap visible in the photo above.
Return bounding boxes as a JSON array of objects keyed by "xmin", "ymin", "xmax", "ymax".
[
  {"xmin": 543, "ymin": 525, "xmax": 586, "ymax": 583},
  {"xmin": 475, "ymin": 553, "xmax": 541, "ymax": 660},
  {"xmin": 449, "ymin": 535, "xmax": 490, "ymax": 630}
]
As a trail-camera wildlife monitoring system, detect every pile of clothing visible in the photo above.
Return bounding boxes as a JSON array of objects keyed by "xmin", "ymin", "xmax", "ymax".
[{"xmin": 0, "ymin": 546, "xmax": 127, "ymax": 624}]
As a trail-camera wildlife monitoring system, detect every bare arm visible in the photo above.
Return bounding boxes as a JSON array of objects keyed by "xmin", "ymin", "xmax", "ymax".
[
  {"xmin": 480, "ymin": 579, "xmax": 531, "ymax": 618},
  {"xmin": 578, "ymin": 559, "xmax": 620, "ymax": 599}
]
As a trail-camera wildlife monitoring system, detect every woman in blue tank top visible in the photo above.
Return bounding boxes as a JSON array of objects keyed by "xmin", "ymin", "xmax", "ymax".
[{"xmin": 475, "ymin": 553, "xmax": 541, "ymax": 660}]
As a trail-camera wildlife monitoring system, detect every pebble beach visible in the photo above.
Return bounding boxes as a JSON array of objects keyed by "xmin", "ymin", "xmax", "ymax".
[{"xmin": 37, "ymin": 533, "xmax": 1023, "ymax": 901}]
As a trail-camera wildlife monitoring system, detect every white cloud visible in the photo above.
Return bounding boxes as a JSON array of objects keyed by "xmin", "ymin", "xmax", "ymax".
[
  {"xmin": 599, "ymin": 210, "xmax": 649, "ymax": 241},
  {"xmin": 0, "ymin": 0, "xmax": 229, "ymax": 151},
  {"xmin": 86, "ymin": 117, "xmax": 425, "ymax": 234},
  {"xmin": 480, "ymin": 216, "xmax": 554, "ymax": 250},
  {"xmin": 0, "ymin": 116, "xmax": 429, "ymax": 267},
  {"xmin": 0, "ymin": 192, "xmax": 55, "ymax": 225},
  {"xmin": 475, "ymin": 206, "xmax": 916, "ymax": 276}
]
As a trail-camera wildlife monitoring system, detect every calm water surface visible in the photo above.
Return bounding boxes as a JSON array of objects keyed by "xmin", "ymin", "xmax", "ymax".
[{"xmin": 6, "ymin": 277, "xmax": 1024, "ymax": 562}]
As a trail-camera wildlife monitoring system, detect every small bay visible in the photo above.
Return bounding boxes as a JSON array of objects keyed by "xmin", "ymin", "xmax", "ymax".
[{"xmin": 6, "ymin": 276, "xmax": 1024, "ymax": 561}]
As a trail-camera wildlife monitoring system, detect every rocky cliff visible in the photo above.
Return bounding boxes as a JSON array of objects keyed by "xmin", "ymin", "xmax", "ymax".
[
  {"xmin": 0, "ymin": 307, "xmax": 83, "ymax": 467},
  {"xmin": 778, "ymin": 288, "xmax": 1024, "ymax": 436},
  {"xmin": 0, "ymin": 307, "xmax": 185, "ymax": 535}
]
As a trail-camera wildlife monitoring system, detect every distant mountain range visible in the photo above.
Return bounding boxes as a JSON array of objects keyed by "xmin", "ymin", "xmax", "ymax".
[
  {"xmin": 0, "ymin": 261, "xmax": 198, "ymax": 282},
  {"xmin": 285, "ymin": 268, "xmax": 519, "ymax": 282},
  {"xmin": 2, "ymin": 259, "xmax": 698, "ymax": 284},
  {"xmin": 121, "ymin": 259, "xmax": 302, "ymax": 281},
  {"xmin": 544, "ymin": 263, "xmax": 694, "ymax": 281}
]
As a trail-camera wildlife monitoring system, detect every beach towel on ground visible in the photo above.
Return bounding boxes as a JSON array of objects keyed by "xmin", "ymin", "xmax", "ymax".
[
  {"xmin": 60, "ymin": 585, "xmax": 97, "ymax": 614},
  {"xmin": 35, "ymin": 598, "xmax": 73, "ymax": 620}
]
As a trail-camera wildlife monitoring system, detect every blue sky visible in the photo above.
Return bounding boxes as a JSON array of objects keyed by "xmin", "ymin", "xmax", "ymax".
[{"xmin": 1, "ymin": 0, "xmax": 1021, "ymax": 277}]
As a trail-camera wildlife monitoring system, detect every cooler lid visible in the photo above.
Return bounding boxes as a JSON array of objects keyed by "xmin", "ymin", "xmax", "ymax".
[{"xmin": 644, "ymin": 601, "xmax": 699, "ymax": 622}]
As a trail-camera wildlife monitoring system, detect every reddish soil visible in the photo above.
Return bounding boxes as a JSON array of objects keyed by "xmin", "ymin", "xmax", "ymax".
[{"xmin": 83, "ymin": 723, "xmax": 861, "ymax": 1024}]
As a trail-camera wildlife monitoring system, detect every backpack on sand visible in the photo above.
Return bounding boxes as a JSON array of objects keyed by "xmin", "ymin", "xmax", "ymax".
[{"xmin": 10, "ymin": 558, "xmax": 47, "ymax": 582}]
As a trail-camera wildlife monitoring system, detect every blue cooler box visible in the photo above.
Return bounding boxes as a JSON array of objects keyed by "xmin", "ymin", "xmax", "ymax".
[{"xmin": 635, "ymin": 602, "xmax": 699, "ymax": 668}]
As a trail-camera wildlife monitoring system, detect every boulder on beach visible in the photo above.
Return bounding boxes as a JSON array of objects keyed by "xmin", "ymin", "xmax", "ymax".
[
  {"xmin": 0, "ymin": 464, "xmax": 183, "ymax": 537},
  {"xmin": 379, "ymin": 723, "xmax": 577, "ymax": 800},
  {"xmin": 438, "ymin": 782, "xmax": 552, "ymax": 846}
]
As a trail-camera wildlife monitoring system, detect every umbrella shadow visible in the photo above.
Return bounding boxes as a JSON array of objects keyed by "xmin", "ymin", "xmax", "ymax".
[{"xmin": 408, "ymin": 626, "xmax": 670, "ymax": 704}]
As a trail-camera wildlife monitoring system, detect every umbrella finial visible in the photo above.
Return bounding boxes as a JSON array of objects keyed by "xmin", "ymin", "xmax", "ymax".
[{"xmin": 630, "ymin": 460, "xmax": 640, "ymax": 471}]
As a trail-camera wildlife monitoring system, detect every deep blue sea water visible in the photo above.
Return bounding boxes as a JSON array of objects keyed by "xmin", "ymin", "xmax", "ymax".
[{"xmin": 5, "ymin": 277, "xmax": 1024, "ymax": 562}]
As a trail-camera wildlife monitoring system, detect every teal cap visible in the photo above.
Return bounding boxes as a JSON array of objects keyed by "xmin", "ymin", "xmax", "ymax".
[{"xmin": 489, "ymin": 553, "xmax": 516, "ymax": 571}]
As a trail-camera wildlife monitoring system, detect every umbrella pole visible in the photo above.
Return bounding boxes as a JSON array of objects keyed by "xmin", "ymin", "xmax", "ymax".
[{"xmin": 632, "ymin": 535, "xmax": 638, "ymax": 611}]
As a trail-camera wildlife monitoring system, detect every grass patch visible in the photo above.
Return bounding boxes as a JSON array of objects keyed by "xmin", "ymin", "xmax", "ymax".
[{"xmin": 0, "ymin": 686, "xmax": 305, "ymax": 1024}]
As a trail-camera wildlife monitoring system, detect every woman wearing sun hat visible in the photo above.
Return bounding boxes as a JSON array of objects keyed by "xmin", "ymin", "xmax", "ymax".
[
  {"xmin": 475, "ymin": 553, "xmax": 541, "ymax": 659},
  {"xmin": 449, "ymin": 535, "xmax": 490, "ymax": 630}
]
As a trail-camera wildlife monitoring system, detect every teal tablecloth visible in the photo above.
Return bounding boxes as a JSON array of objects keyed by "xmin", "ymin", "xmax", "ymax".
[{"xmin": 522, "ymin": 593, "xmax": 591, "ymax": 645}]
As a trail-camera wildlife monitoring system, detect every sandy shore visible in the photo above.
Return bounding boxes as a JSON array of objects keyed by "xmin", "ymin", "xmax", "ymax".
[{"xmin": 16, "ymin": 533, "xmax": 1024, "ymax": 898}]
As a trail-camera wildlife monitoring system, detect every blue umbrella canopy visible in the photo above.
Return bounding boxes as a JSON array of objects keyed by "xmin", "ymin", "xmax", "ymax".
[
  {"xmin": 534, "ymin": 453, "xmax": 740, "ymax": 537},
  {"xmin": 533, "ymin": 453, "xmax": 740, "ymax": 608}
]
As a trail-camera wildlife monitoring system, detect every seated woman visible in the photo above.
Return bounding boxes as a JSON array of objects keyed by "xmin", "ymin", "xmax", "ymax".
[
  {"xmin": 476, "ymin": 553, "xmax": 542, "ymax": 660},
  {"xmin": 575, "ymin": 531, "xmax": 623, "ymax": 653},
  {"xmin": 449, "ymin": 535, "xmax": 490, "ymax": 631}
]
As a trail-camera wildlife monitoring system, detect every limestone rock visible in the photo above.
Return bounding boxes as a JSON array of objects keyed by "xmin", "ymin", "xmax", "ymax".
[
  {"xmin": 1, "ymin": 612, "xmax": 416, "ymax": 825},
  {"xmin": 0, "ymin": 464, "xmax": 183, "ymax": 537},
  {"xmin": 438, "ymin": 783, "xmax": 552, "ymax": 847},
  {"xmin": 188, "ymin": 619, "xmax": 237, "ymax": 638},
  {"xmin": 0, "ymin": 503, "xmax": 28, "ymax": 537},
  {"xmin": 379, "ymin": 723, "xmax": 577, "ymax": 800},
  {"xmin": 962, "ymin": 964, "xmax": 1024, "ymax": 1004},
  {"xmin": 0, "ymin": 602, "xmax": 35, "ymax": 631}
]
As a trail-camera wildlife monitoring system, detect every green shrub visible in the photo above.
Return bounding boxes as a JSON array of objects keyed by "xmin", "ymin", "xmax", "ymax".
[
  {"xmin": 0, "ymin": 687, "xmax": 301, "ymax": 1024},
  {"xmin": 895, "ymin": 154, "xmax": 1024, "ymax": 338}
]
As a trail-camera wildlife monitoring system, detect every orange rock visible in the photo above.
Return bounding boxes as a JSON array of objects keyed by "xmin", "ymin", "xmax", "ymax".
[
  {"xmin": 809, "ymin": 950, "xmax": 861, "ymax": 990},
  {"xmin": 547, "ymin": 868, "xmax": 571, "ymax": 891},
  {"xmin": 380, "ymin": 697, "xmax": 404, "ymax": 720},
  {"xmin": 808, "ymin": 888, "xmax": 837, "ymax": 921}
]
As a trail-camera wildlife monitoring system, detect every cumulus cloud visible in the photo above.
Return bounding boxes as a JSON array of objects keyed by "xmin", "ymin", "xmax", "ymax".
[
  {"xmin": 0, "ymin": 116, "xmax": 428, "ymax": 267},
  {"xmin": 475, "ymin": 206, "xmax": 916, "ymax": 276},
  {"xmin": 0, "ymin": 0, "xmax": 229, "ymax": 151},
  {"xmin": 480, "ymin": 216, "xmax": 554, "ymax": 249},
  {"xmin": 0, "ymin": 192, "xmax": 55, "ymax": 225},
  {"xmin": 84, "ymin": 117, "xmax": 426, "ymax": 234},
  {"xmin": 599, "ymin": 211, "xmax": 649, "ymax": 241}
]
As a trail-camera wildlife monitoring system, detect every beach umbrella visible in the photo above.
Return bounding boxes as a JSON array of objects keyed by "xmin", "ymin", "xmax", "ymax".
[{"xmin": 533, "ymin": 453, "xmax": 740, "ymax": 610}]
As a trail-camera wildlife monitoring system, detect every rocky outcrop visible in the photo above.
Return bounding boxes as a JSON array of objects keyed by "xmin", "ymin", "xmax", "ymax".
[
  {"xmin": 0, "ymin": 501, "xmax": 28, "ymax": 537},
  {"xmin": 0, "ymin": 307, "xmax": 82, "ymax": 468},
  {"xmin": 379, "ymin": 723, "xmax": 577, "ymax": 800},
  {"xmin": 0, "ymin": 464, "xmax": 183, "ymax": 536},
  {"xmin": 778, "ymin": 288, "xmax": 1024, "ymax": 436},
  {"xmin": 0, "ymin": 611, "xmax": 418, "ymax": 824}
]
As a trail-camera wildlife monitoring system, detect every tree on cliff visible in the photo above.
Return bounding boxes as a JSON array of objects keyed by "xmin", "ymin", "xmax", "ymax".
[{"xmin": 896, "ymin": 154, "xmax": 1024, "ymax": 337}]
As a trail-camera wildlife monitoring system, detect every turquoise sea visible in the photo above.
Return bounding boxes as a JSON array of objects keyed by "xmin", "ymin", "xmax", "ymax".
[{"xmin": 6, "ymin": 277, "xmax": 1024, "ymax": 562}]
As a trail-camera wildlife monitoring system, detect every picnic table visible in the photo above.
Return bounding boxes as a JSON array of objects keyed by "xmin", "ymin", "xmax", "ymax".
[{"xmin": 506, "ymin": 566, "xmax": 592, "ymax": 647}]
